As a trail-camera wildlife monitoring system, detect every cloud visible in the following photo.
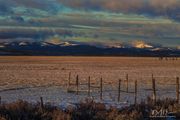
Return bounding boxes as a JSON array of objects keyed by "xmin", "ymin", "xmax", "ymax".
[
  {"xmin": 0, "ymin": 1, "xmax": 14, "ymax": 15},
  {"xmin": 0, "ymin": 0, "xmax": 55, "ymax": 12},
  {"xmin": 45, "ymin": 35, "xmax": 63, "ymax": 45},
  {"xmin": 0, "ymin": 27, "xmax": 74, "ymax": 41},
  {"xmin": 13, "ymin": 0, "xmax": 51, "ymax": 10},
  {"xmin": 1, "ymin": 0, "xmax": 179, "ymax": 21},
  {"xmin": 58, "ymin": 0, "xmax": 180, "ymax": 21}
]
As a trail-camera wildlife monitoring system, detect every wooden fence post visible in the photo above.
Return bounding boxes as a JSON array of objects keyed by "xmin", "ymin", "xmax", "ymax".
[
  {"xmin": 126, "ymin": 74, "xmax": 129, "ymax": 92},
  {"xmin": 134, "ymin": 80, "xmax": 137, "ymax": 105},
  {"xmin": 176, "ymin": 77, "xmax": 179, "ymax": 103},
  {"xmin": 76, "ymin": 75, "xmax": 79, "ymax": 95},
  {"xmin": 118, "ymin": 79, "xmax": 121, "ymax": 102},
  {"xmin": 152, "ymin": 78, "xmax": 156, "ymax": 104},
  {"xmin": 88, "ymin": 76, "xmax": 91, "ymax": 97},
  {"xmin": 40, "ymin": 97, "xmax": 44, "ymax": 111},
  {"xmin": 100, "ymin": 77, "xmax": 103, "ymax": 100},
  {"xmin": 67, "ymin": 72, "xmax": 71, "ymax": 91},
  {"xmin": 152, "ymin": 74, "xmax": 154, "ymax": 80},
  {"xmin": 68, "ymin": 72, "xmax": 71, "ymax": 86}
]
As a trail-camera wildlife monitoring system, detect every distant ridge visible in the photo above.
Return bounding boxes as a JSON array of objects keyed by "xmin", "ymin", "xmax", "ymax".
[{"xmin": 0, "ymin": 41, "xmax": 179, "ymax": 57}]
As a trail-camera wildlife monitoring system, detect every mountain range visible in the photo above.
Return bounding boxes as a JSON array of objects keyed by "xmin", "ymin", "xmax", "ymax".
[{"xmin": 0, "ymin": 41, "xmax": 179, "ymax": 57}]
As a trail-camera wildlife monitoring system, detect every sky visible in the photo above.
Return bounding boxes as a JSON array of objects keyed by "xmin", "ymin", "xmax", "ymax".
[{"xmin": 0, "ymin": 0, "xmax": 180, "ymax": 47}]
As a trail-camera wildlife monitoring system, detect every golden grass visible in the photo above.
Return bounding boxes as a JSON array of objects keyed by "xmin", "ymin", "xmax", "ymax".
[{"xmin": 0, "ymin": 56, "xmax": 179, "ymax": 90}]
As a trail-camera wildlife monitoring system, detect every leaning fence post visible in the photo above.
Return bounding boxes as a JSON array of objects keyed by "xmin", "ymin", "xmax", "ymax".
[
  {"xmin": 134, "ymin": 80, "xmax": 137, "ymax": 105},
  {"xmin": 40, "ymin": 97, "xmax": 44, "ymax": 111},
  {"xmin": 118, "ymin": 79, "xmax": 121, "ymax": 102},
  {"xmin": 100, "ymin": 77, "xmax": 103, "ymax": 100},
  {"xmin": 152, "ymin": 78, "xmax": 156, "ymax": 104},
  {"xmin": 76, "ymin": 75, "xmax": 79, "ymax": 95},
  {"xmin": 126, "ymin": 74, "xmax": 129, "ymax": 92},
  {"xmin": 88, "ymin": 76, "xmax": 91, "ymax": 97},
  {"xmin": 176, "ymin": 77, "xmax": 179, "ymax": 103}
]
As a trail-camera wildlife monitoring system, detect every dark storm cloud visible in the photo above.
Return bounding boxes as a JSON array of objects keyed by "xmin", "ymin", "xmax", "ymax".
[
  {"xmin": 13, "ymin": 0, "xmax": 51, "ymax": 10},
  {"xmin": 0, "ymin": 0, "xmax": 54, "ymax": 12},
  {"xmin": 0, "ymin": 29, "xmax": 47, "ymax": 40},
  {"xmin": 1, "ymin": 0, "xmax": 180, "ymax": 20},
  {"xmin": 59, "ymin": 0, "xmax": 180, "ymax": 21},
  {"xmin": 0, "ymin": 28, "xmax": 74, "ymax": 40},
  {"xmin": 0, "ymin": 1, "xmax": 14, "ymax": 15},
  {"xmin": 59, "ymin": 0, "xmax": 146, "ymax": 12}
]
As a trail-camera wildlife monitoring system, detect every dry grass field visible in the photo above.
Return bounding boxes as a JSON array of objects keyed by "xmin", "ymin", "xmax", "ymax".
[{"xmin": 0, "ymin": 56, "xmax": 179, "ymax": 104}]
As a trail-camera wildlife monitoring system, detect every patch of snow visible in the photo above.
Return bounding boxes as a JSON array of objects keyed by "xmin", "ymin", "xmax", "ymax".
[
  {"xmin": 108, "ymin": 45, "xmax": 123, "ymax": 48},
  {"xmin": 19, "ymin": 42, "xmax": 28, "ymax": 46},
  {"xmin": 97, "ymin": 100, "xmax": 130, "ymax": 109},
  {"xmin": 150, "ymin": 48, "xmax": 163, "ymax": 51},
  {"xmin": 0, "ymin": 45, "xmax": 5, "ymax": 48},
  {"xmin": 59, "ymin": 100, "xmax": 77, "ymax": 111},
  {"xmin": 60, "ymin": 42, "xmax": 77, "ymax": 46},
  {"xmin": 41, "ymin": 42, "xmax": 50, "ymax": 46}
]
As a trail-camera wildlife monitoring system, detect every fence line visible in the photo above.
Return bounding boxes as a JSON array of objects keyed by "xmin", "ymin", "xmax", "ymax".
[
  {"xmin": 67, "ymin": 73, "xmax": 180, "ymax": 104},
  {"xmin": 1, "ymin": 73, "xmax": 176, "ymax": 105}
]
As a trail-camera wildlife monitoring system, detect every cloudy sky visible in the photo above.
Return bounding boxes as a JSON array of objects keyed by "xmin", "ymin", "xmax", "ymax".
[{"xmin": 0, "ymin": 0, "xmax": 180, "ymax": 47}]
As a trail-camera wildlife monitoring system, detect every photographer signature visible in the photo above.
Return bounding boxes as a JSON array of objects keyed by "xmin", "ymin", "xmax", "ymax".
[{"xmin": 150, "ymin": 108, "xmax": 176, "ymax": 119}]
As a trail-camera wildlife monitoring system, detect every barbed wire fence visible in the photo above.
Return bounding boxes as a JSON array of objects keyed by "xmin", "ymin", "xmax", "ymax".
[{"xmin": 67, "ymin": 72, "xmax": 180, "ymax": 105}]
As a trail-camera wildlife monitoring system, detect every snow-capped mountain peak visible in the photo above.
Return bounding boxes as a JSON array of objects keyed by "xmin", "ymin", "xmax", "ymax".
[
  {"xmin": 0, "ymin": 45, "xmax": 5, "ymax": 48},
  {"xmin": 45, "ymin": 37, "xmax": 77, "ymax": 46},
  {"xmin": 19, "ymin": 42, "xmax": 29, "ymax": 46},
  {"xmin": 177, "ymin": 46, "xmax": 180, "ymax": 50},
  {"xmin": 60, "ymin": 42, "xmax": 77, "ymax": 46},
  {"xmin": 132, "ymin": 41, "xmax": 153, "ymax": 49}
]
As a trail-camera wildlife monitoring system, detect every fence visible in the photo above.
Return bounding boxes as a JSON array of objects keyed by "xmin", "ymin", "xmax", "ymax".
[
  {"xmin": 67, "ymin": 72, "xmax": 180, "ymax": 105},
  {"xmin": 0, "ymin": 72, "xmax": 179, "ymax": 107}
]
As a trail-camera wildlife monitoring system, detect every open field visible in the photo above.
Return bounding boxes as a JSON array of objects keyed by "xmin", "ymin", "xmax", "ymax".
[{"xmin": 0, "ymin": 56, "xmax": 180, "ymax": 105}]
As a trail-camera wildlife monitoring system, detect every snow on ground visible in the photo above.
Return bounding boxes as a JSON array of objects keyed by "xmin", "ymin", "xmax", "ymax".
[{"xmin": 0, "ymin": 56, "xmax": 179, "ymax": 108}]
